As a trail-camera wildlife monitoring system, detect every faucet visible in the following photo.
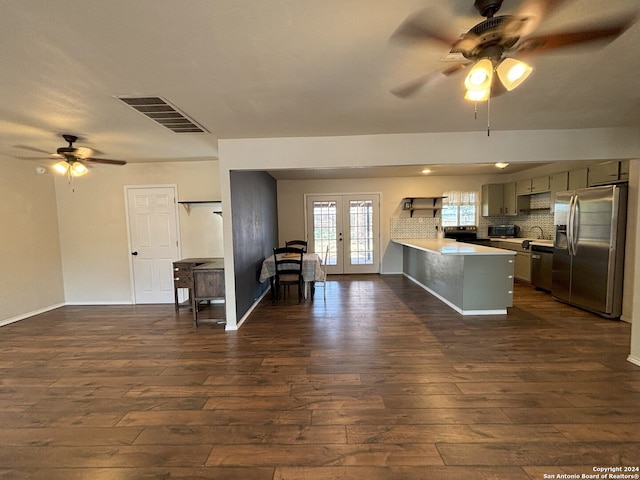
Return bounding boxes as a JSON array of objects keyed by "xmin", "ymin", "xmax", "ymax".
[{"xmin": 530, "ymin": 226, "xmax": 544, "ymax": 239}]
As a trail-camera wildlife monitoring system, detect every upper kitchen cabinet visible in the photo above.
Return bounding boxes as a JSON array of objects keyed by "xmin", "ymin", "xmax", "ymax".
[
  {"xmin": 502, "ymin": 182, "xmax": 518, "ymax": 215},
  {"xmin": 568, "ymin": 168, "xmax": 588, "ymax": 189},
  {"xmin": 482, "ymin": 182, "xmax": 528, "ymax": 216},
  {"xmin": 549, "ymin": 171, "xmax": 568, "ymax": 205},
  {"xmin": 516, "ymin": 176, "xmax": 550, "ymax": 195},
  {"xmin": 481, "ymin": 183, "xmax": 504, "ymax": 216},
  {"xmin": 588, "ymin": 160, "xmax": 629, "ymax": 186},
  {"xmin": 531, "ymin": 176, "xmax": 550, "ymax": 194},
  {"xmin": 516, "ymin": 179, "xmax": 531, "ymax": 195},
  {"xmin": 620, "ymin": 160, "xmax": 630, "ymax": 181}
]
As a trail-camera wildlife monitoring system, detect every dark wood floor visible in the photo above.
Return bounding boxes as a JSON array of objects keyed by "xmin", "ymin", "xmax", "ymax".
[{"xmin": 1, "ymin": 275, "xmax": 639, "ymax": 480}]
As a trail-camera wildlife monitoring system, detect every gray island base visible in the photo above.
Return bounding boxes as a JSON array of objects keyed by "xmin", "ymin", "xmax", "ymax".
[{"xmin": 393, "ymin": 239, "xmax": 516, "ymax": 315}]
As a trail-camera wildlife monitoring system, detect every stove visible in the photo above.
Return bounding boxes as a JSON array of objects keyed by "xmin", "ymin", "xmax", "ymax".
[{"xmin": 443, "ymin": 226, "xmax": 478, "ymax": 242}]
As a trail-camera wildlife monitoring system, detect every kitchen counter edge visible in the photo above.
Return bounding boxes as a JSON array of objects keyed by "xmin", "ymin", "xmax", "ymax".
[{"xmin": 392, "ymin": 238, "xmax": 516, "ymax": 256}]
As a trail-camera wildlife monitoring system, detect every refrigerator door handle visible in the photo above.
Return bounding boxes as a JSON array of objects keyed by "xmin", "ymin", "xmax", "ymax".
[
  {"xmin": 575, "ymin": 195, "xmax": 580, "ymax": 255},
  {"xmin": 567, "ymin": 194, "xmax": 575, "ymax": 256}
]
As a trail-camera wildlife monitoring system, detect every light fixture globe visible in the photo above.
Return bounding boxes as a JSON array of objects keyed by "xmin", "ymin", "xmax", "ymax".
[
  {"xmin": 53, "ymin": 161, "xmax": 70, "ymax": 174},
  {"xmin": 69, "ymin": 161, "xmax": 88, "ymax": 177},
  {"xmin": 496, "ymin": 58, "xmax": 532, "ymax": 91},
  {"xmin": 465, "ymin": 88, "xmax": 490, "ymax": 102},
  {"xmin": 464, "ymin": 59, "xmax": 494, "ymax": 92}
]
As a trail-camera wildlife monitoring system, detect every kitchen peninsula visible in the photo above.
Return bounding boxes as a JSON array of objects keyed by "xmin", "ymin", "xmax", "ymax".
[{"xmin": 392, "ymin": 239, "xmax": 516, "ymax": 315}]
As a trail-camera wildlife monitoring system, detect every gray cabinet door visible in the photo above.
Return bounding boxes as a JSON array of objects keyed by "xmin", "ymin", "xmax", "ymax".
[
  {"xmin": 481, "ymin": 183, "xmax": 504, "ymax": 216},
  {"xmin": 502, "ymin": 182, "xmax": 517, "ymax": 215},
  {"xmin": 516, "ymin": 179, "xmax": 532, "ymax": 195},
  {"xmin": 588, "ymin": 161, "xmax": 620, "ymax": 186},
  {"xmin": 531, "ymin": 176, "xmax": 550, "ymax": 193},
  {"xmin": 568, "ymin": 168, "xmax": 588, "ymax": 190}
]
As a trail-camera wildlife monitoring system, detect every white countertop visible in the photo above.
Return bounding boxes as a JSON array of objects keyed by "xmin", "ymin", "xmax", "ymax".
[
  {"xmin": 488, "ymin": 238, "xmax": 554, "ymax": 247},
  {"xmin": 393, "ymin": 238, "xmax": 516, "ymax": 256}
]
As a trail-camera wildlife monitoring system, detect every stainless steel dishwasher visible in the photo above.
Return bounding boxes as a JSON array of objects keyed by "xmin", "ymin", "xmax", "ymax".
[{"xmin": 531, "ymin": 244, "xmax": 554, "ymax": 292}]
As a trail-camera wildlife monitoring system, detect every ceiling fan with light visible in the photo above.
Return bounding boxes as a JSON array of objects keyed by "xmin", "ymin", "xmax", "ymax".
[
  {"xmin": 390, "ymin": 0, "xmax": 637, "ymax": 101},
  {"xmin": 20, "ymin": 134, "xmax": 126, "ymax": 179}
]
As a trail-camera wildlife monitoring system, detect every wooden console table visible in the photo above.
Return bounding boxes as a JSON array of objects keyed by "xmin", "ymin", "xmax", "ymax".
[
  {"xmin": 172, "ymin": 257, "xmax": 218, "ymax": 313},
  {"xmin": 192, "ymin": 259, "xmax": 225, "ymax": 326}
]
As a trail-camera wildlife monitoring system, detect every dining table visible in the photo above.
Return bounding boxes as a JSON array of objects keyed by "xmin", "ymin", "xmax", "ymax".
[{"xmin": 260, "ymin": 252, "xmax": 324, "ymax": 300}]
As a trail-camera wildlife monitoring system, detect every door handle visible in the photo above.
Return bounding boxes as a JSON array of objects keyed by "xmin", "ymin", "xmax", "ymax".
[{"xmin": 131, "ymin": 251, "xmax": 138, "ymax": 256}]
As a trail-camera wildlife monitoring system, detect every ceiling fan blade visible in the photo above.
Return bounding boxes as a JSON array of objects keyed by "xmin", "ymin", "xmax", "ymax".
[
  {"xmin": 84, "ymin": 157, "xmax": 127, "ymax": 166},
  {"xmin": 14, "ymin": 155, "xmax": 46, "ymax": 161},
  {"xmin": 391, "ymin": 63, "xmax": 468, "ymax": 99},
  {"xmin": 504, "ymin": 0, "xmax": 570, "ymax": 38},
  {"xmin": 72, "ymin": 147, "xmax": 95, "ymax": 158},
  {"xmin": 390, "ymin": 6, "xmax": 462, "ymax": 47},
  {"xmin": 13, "ymin": 145, "xmax": 54, "ymax": 155},
  {"xmin": 391, "ymin": 74, "xmax": 437, "ymax": 99},
  {"xmin": 516, "ymin": 15, "xmax": 636, "ymax": 54}
]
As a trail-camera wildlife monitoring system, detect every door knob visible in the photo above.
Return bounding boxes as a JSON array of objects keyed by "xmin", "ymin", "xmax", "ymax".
[{"xmin": 131, "ymin": 251, "xmax": 138, "ymax": 256}]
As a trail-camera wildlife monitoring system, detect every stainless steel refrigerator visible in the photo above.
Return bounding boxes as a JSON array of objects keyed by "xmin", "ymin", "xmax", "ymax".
[{"xmin": 552, "ymin": 184, "xmax": 627, "ymax": 318}]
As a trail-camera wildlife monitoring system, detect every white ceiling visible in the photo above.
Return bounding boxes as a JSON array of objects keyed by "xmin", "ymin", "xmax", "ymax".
[{"xmin": 2, "ymin": 0, "xmax": 639, "ymax": 177}]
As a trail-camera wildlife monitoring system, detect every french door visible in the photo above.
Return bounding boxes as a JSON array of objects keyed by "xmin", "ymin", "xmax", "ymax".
[{"xmin": 306, "ymin": 194, "xmax": 380, "ymax": 274}]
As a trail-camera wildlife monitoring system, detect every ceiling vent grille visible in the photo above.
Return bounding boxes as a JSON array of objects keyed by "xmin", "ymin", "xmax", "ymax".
[{"xmin": 116, "ymin": 96, "xmax": 209, "ymax": 133}]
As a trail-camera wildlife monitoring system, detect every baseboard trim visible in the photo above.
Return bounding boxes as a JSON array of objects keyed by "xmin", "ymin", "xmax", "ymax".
[
  {"xmin": 627, "ymin": 355, "xmax": 640, "ymax": 367},
  {"xmin": 64, "ymin": 301, "xmax": 135, "ymax": 306},
  {"xmin": 232, "ymin": 287, "xmax": 271, "ymax": 331},
  {"xmin": 0, "ymin": 303, "xmax": 66, "ymax": 328},
  {"xmin": 404, "ymin": 273, "xmax": 507, "ymax": 316}
]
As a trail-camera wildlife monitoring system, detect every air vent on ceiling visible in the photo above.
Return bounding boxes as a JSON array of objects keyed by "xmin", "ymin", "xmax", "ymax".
[{"xmin": 116, "ymin": 96, "xmax": 209, "ymax": 133}]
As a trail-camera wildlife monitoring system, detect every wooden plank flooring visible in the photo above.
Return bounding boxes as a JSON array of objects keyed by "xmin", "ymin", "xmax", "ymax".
[{"xmin": 1, "ymin": 275, "xmax": 639, "ymax": 479}]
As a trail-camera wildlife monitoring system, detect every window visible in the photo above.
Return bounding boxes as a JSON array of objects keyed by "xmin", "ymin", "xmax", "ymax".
[{"xmin": 441, "ymin": 191, "xmax": 478, "ymax": 226}]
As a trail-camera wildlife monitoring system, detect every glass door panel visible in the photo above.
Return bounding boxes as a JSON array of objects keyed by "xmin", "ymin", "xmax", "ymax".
[{"xmin": 307, "ymin": 194, "xmax": 379, "ymax": 274}]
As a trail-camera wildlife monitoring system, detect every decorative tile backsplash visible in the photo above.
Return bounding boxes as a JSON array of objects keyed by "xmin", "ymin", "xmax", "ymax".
[
  {"xmin": 390, "ymin": 192, "xmax": 555, "ymax": 240},
  {"xmin": 480, "ymin": 192, "xmax": 555, "ymax": 240},
  {"xmin": 390, "ymin": 216, "xmax": 440, "ymax": 238}
]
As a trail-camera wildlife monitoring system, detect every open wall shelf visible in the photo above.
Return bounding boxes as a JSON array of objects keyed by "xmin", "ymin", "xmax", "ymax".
[
  {"xmin": 402, "ymin": 197, "xmax": 446, "ymax": 218},
  {"xmin": 178, "ymin": 200, "xmax": 222, "ymax": 215}
]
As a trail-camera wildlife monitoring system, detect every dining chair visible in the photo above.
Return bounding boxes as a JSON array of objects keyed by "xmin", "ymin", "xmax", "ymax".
[
  {"xmin": 313, "ymin": 244, "xmax": 329, "ymax": 302},
  {"xmin": 273, "ymin": 246, "xmax": 305, "ymax": 304},
  {"xmin": 285, "ymin": 239, "xmax": 308, "ymax": 252}
]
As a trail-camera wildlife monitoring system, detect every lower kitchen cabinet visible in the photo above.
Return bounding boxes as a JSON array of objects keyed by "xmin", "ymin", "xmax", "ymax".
[
  {"xmin": 491, "ymin": 241, "xmax": 532, "ymax": 284},
  {"xmin": 514, "ymin": 251, "xmax": 532, "ymax": 283}
]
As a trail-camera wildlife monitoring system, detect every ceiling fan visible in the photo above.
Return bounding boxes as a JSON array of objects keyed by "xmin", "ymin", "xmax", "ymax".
[
  {"xmin": 390, "ymin": 0, "xmax": 637, "ymax": 101},
  {"xmin": 25, "ymin": 134, "xmax": 126, "ymax": 178}
]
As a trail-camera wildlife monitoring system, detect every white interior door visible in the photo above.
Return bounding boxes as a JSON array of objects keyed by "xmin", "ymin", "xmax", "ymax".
[
  {"xmin": 306, "ymin": 194, "xmax": 380, "ymax": 274},
  {"xmin": 126, "ymin": 186, "xmax": 180, "ymax": 303}
]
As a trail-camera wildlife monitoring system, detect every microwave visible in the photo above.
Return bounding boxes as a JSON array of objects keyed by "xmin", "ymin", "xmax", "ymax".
[{"xmin": 488, "ymin": 224, "xmax": 520, "ymax": 238}]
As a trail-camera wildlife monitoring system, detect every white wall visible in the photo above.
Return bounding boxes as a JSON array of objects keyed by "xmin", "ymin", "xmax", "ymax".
[
  {"xmin": 55, "ymin": 160, "xmax": 221, "ymax": 304},
  {"xmin": 1, "ymin": 157, "xmax": 65, "ymax": 325}
]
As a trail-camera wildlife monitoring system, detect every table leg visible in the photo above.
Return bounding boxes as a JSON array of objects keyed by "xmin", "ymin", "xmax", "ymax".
[
  {"xmin": 192, "ymin": 296, "xmax": 198, "ymax": 327},
  {"xmin": 270, "ymin": 277, "xmax": 277, "ymax": 303}
]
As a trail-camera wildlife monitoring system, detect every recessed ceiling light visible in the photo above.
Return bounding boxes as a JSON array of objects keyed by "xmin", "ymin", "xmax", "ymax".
[
  {"xmin": 422, "ymin": 168, "xmax": 432, "ymax": 174},
  {"xmin": 495, "ymin": 162, "xmax": 509, "ymax": 169}
]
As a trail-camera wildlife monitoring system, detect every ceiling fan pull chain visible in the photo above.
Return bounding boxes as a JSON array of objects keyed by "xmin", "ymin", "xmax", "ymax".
[{"xmin": 487, "ymin": 93, "xmax": 491, "ymax": 137}]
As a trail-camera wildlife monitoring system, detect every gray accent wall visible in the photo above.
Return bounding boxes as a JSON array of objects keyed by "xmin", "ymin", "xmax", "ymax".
[{"xmin": 230, "ymin": 170, "xmax": 278, "ymax": 319}]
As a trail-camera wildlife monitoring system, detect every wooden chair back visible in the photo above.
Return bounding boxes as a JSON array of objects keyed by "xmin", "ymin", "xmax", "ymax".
[
  {"xmin": 273, "ymin": 246, "xmax": 304, "ymax": 303},
  {"xmin": 285, "ymin": 240, "xmax": 308, "ymax": 252}
]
